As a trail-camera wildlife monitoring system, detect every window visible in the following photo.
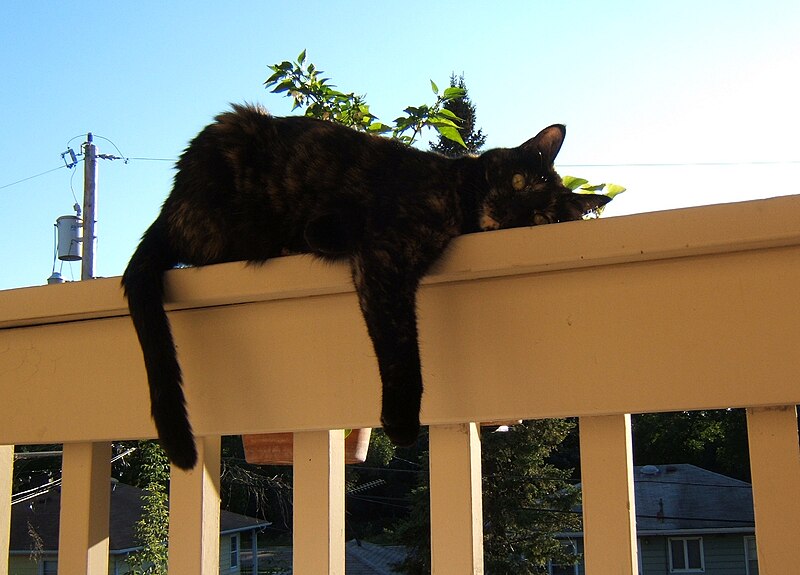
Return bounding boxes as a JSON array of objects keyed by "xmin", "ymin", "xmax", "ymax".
[
  {"xmin": 230, "ymin": 534, "xmax": 239, "ymax": 569},
  {"xmin": 40, "ymin": 560, "xmax": 58, "ymax": 575},
  {"xmin": 548, "ymin": 541, "xmax": 579, "ymax": 575},
  {"xmin": 744, "ymin": 536, "xmax": 759, "ymax": 575},
  {"xmin": 668, "ymin": 537, "xmax": 704, "ymax": 573}
]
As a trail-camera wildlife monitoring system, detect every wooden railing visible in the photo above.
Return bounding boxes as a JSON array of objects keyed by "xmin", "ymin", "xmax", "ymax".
[{"xmin": 2, "ymin": 195, "xmax": 800, "ymax": 574}]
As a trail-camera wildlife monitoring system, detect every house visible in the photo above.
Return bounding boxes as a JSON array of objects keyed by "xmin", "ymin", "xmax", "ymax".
[
  {"xmin": 554, "ymin": 464, "xmax": 757, "ymax": 575},
  {"xmin": 242, "ymin": 540, "xmax": 408, "ymax": 574},
  {"xmin": 8, "ymin": 479, "xmax": 268, "ymax": 574}
]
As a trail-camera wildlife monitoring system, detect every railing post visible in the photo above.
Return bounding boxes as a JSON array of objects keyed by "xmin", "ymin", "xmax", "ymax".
[
  {"xmin": 746, "ymin": 405, "xmax": 800, "ymax": 573},
  {"xmin": 0, "ymin": 445, "xmax": 12, "ymax": 575},
  {"xmin": 429, "ymin": 423, "xmax": 484, "ymax": 574},
  {"xmin": 293, "ymin": 429, "xmax": 346, "ymax": 575},
  {"xmin": 58, "ymin": 442, "xmax": 111, "ymax": 575},
  {"xmin": 168, "ymin": 435, "xmax": 221, "ymax": 575},
  {"xmin": 579, "ymin": 414, "xmax": 638, "ymax": 575}
]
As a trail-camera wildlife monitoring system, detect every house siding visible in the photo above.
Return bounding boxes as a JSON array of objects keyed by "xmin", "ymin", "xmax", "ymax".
[
  {"xmin": 640, "ymin": 536, "xmax": 669, "ymax": 573},
  {"xmin": 9, "ymin": 539, "xmax": 241, "ymax": 575},
  {"xmin": 637, "ymin": 535, "xmax": 752, "ymax": 575},
  {"xmin": 9, "ymin": 554, "xmax": 136, "ymax": 575},
  {"xmin": 219, "ymin": 534, "xmax": 233, "ymax": 573},
  {"xmin": 8, "ymin": 555, "xmax": 39, "ymax": 575},
  {"xmin": 702, "ymin": 535, "xmax": 749, "ymax": 574},
  {"xmin": 575, "ymin": 539, "xmax": 585, "ymax": 575}
]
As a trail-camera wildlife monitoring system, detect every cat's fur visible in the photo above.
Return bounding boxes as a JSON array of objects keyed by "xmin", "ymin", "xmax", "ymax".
[{"xmin": 122, "ymin": 103, "xmax": 611, "ymax": 469}]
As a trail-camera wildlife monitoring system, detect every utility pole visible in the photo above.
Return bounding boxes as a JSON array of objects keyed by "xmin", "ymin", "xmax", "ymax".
[{"xmin": 81, "ymin": 133, "xmax": 97, "ymax": 280}]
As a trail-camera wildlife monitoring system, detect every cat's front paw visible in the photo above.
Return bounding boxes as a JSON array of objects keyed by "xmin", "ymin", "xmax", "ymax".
[{"xmin": 382, "ymin": 418, "xmax": 420, "ymax": 447}]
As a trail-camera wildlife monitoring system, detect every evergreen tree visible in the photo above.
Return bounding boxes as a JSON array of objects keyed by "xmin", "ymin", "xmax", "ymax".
[
  {"xmin": 429, "ymin": 73, "xmax": 487, "ymax": 157},
  {"xmin": 393, "ymin": 420, "xmax": 581, "ymax": 574}
]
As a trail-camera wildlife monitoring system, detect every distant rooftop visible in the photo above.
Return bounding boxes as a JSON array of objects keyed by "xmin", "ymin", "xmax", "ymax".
[
  {"xmin": 243, "ymin": 540, "xmax": 407, "ymax": 575},
  {"xmin": 9, "ymin": 480, "xmax": 268, "ymax": 553},
  {"xmin": 633, "ymin": 464, "xmax": 754, "ymax": 535}
]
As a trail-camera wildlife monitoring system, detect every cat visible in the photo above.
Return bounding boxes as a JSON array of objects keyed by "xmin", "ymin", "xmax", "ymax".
[{"xmin": 122, "ymin": 103, "xmax": 611, "ymax": 469}]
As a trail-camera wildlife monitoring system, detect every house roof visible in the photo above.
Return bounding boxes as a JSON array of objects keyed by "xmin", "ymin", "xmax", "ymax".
[
  {"xmin": 564, "ymin": 464, "xmax": 755, "ymax": 537},
  {"xmin": 633, "ymin": 464, "xmax": 754, "ymax": 535},
  {"xmin": 9, "ymin": 480, "xmax": 269, "ymax": 553},
  {"xmin": 243, "ymin": 540, "xmax": 407, "ymax": 575}
]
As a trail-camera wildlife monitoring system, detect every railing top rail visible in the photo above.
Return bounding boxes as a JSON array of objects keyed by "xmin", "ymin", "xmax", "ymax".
[
  {"xmin": 2, "ymin": 195, "xmax": 799, "ymax": 330},
  {"xmin": 1, "ymin": 195, "xmax": 799, "ymax": 445}
]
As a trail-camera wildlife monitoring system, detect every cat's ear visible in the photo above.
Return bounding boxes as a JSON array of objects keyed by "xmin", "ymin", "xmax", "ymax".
[{"xmin": 520, "ymin": 124, "xmax": 566, "ymax": 165}]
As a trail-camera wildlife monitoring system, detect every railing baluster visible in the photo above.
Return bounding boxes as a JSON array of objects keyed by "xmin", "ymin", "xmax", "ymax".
[
  {"xmin": 58, "ymin": 442, "xmax": 111, "ymax": 575},
  {"xmin": 1, "ymin": 445, "xmax": 12, "ymax": 575},
  {"xmin": 746, "ymin": 405, "xmax": 800, "ymax": 573},
  {"xmin": 168, "ymin": 436, "xmax": 221, "ymax": 574},
  {"xmin": 293, "ymin": 429, "xmax": 345, "ymax": 574},
  {"xmin": 579, "ymin": 414, "xmax": 638, "ymax": 575},
  {"xmin": 429, "ymin": 423, "xmax": 484, "ymax": 574}
]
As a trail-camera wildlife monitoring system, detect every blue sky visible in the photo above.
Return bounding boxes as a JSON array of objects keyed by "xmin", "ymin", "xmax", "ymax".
[{"xmin": 1, "ymin": 1, "xmax": 798, "ymax": 290}]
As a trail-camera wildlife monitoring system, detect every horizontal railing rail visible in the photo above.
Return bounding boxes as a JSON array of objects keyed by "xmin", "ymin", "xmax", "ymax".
[{"xmin": 2, "ymin": 195, "xmax": 799, "ymax": 574}]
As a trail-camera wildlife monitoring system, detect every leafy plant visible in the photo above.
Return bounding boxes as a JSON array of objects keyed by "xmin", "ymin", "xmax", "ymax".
[
  {"xmin": 266, "ymin": 50, "xmax": 467, "ymax": 148},
  {"xmin": 267, "ymin": 51, "xmax": 624, "ymax": 211},
  {"xmin": 127, "ymin": 441, "xmax": 169, "ymax": 575},
  {"xmin": 561, "ymin": 176, "xmax": 626, "ymax": 217}
]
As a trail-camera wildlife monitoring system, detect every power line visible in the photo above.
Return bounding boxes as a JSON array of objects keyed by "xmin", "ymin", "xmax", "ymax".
[
  {"xmin": 127, "ymin": 156, "xmax": 176, "ymax": 162},
  {"xmin": 5, "ymin": 155, "xmax": 797, "ymax": 193},
  {"xmin": 0, "ymin": 156, "xmax": 177, "ymax": 193},
  {"xmin": 559, "ymin": 160, "xmax": 800, "ymax": 168},
  {"xmin": 11, "ymin": 447, "xmax": 137, "ymax": 506},
  {"xmin": 0, "ymin": 165, "xmax": 67, "ymax": 190},
  {"xmin": 91, "ymin": 134, "xmax": 128, "ymax": 162}
]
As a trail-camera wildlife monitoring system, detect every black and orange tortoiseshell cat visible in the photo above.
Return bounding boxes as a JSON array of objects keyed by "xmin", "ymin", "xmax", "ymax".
[{"xmin": 122, "ymin": 103, "xmax": 610, "ymax": 469}]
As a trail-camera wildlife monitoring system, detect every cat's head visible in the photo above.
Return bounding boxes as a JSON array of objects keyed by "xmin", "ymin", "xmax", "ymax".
[{"xmin": 479, "ymin": 125, "xmax": 611, "ymax": 230}]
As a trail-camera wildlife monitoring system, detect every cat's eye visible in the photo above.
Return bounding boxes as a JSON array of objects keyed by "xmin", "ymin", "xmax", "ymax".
[{"xmin": 511, "ymin": 173, "xmax": 525, "ymax": 190}]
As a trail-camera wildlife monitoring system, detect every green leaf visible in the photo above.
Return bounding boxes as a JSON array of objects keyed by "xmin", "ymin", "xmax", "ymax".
[
  {"xmin": 561, "ymin": 176, "xmax": 589, "ymax": 190},
  {"xmin": 437, "ymin": 125, "xmax": 467, "ymax": 148},
  {"xmin": 579, "ymin": 183, "xmax": 606, "ymax": 192},
  {"xmin": 297, "ymin": 49, "xmax": 306, "ymax": 65},
  {"xmin": 394, "ymin": 116, "xmax": 413, "ymax": 130},
  {"xmin": 367, "ymin": 122, "xmax": 392, "ymax": 134},
  {"xmin": 264, "ymin": 71, "xmax": 283, "ymax": 86},
  {"xmin": 437, "ymin": 108, "xmax": 462, "ymax": 123},
  {"xmin": 428, "ymin": 115, "xmax": 460, "ymax": 130},
  {"xmin": 443, "ymin": 86, "xmax": 466, "ymax": 100},
  {"xmin": 430, "ymin": 79, "xmax": 439, "ymax": 94},
  {"xmin": 604, "ymin": 183, "xmax": 627, "ymax": 198},
  {"xmin": 271, "ymin": 79, "xmax": 295, "ymax": 93}
]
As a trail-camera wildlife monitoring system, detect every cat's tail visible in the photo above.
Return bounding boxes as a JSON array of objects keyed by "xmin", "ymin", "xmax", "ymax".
[{"xmin": 121, "ymin": 218, "xmax": 197, "ymax": 470}]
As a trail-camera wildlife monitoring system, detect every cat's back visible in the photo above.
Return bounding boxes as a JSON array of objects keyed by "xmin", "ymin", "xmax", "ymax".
[
  {"xmin": 206, "ymin": 103, "xmax": 365, "ymax": 147},
  {"xmin": 179, "ymin": 103, "xmax": 387, "ymax": 170},
  {"xmin": 173, "ymin": 104, "xmax": 324, "ymax": 190},
  {"xmin": 201, "ymin": 103, "xmax": 309, "ymax": 147},
  {"xmin": 174, "ymin": 103, "xmax": 447, "ymax": 207}
]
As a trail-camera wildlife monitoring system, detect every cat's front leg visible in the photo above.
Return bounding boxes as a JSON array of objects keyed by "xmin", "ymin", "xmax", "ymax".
[{"xmin": 351, "ymin": 250, "xmax": 424, "ymax": 446}]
